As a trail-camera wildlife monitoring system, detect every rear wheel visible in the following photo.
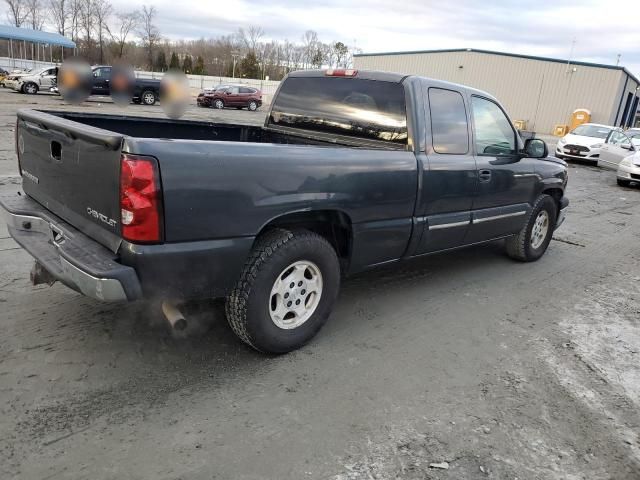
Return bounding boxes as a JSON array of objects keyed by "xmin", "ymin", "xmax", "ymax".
[
  {"xmin": 248, "ymin": 100, "xmax": 258, "ymax": 111},
  {"xmin": 505, "ymin": 194, "xmax": 557, "ymax": 262},
  {"xmin": 213, "ymin": 99, "xmax": 224, "ymax": 109},
  {"xmin": 617, "ymin": 178, "xmax": 631, "ymax": 187},
  {"xmin": 141, "ymin": 90, "xmax": 156, "ymax": 105},
  {"xmin": 23, "ymin": 82, "xmax": 38, "ymax": 95},
  {"xmin": 226, "ymin": 229, "xmax": 341, "ymax": 353}
]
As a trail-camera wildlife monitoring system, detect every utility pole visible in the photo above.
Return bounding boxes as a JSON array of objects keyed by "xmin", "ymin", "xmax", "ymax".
[{"xmin": 231, "ymin": 51, "xmax": 240, "ymax": 79}]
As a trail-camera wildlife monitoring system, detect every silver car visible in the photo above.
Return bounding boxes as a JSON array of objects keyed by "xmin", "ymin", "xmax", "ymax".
[
  {"xmin": 599, "ymin": 130, "xmax": 640, "ymax": 169},
  {"xmin": 617, "ymin": 150, "xmax": 640, "ymax": 187}
]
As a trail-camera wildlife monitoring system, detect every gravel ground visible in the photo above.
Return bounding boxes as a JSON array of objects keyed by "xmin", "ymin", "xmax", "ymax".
[{"xmin": 1, "ymin": 88, "xmax": 640, "ymax": 480}]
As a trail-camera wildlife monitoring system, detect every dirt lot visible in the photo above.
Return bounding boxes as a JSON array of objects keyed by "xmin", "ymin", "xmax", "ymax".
[{"xmin": 1, "ymin": 88, "xmax": 640, "ymax": 480}]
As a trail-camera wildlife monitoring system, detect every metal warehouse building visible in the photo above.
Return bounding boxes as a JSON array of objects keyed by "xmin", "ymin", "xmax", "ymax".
[{"xmin": 353, "ymin": 48, "xmax": 640, "ymax": 134}]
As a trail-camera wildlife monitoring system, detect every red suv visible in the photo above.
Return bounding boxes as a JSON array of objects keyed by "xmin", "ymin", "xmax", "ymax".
[{"xmin": 197, "ymin": 85, "xmax": 262, "ymax": 111}]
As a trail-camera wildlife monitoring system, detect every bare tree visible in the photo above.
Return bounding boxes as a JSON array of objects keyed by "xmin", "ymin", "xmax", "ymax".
[
  {"xmin": 5, "ymin": 0, "xmax": 29, "ymax": 26},
  {"xmin": 26, "ymin": 0, "xmax": 45, "ymax": 29},
  {"xmin": 48, "ymin": 0, "xmax": 68, "ymax": 35},
  {"xmin": 107, "ymin": 11, "xmax": 138, "ymax": 58},
  {"xmin": 236, "ymin": 25, "xmax": 264, "ymax": 53},
  {"xmin": 80, "ymin": 0, "xmax": 95, "ymax": 58},
  {"xmin": 301, "ymin": 30, "xmax": 318, "ymax": 69},
  {"xmin": 68, "ymin": 0, "xmax": 82, "ymax": 42},
  {"xmin": 93, "ymin": 0, "xmax": 112, "ymax": 64},
  {"xmin": 138, "ymin": 5, "xmax": 160, "ymax": 70}
]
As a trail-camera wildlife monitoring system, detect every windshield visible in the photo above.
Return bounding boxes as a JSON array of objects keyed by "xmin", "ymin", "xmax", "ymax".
[
  {"xmin": 571, "ymin": 124, "xmax": 612, "ymax": 138},
  {"xmin": 269, "ymin": 77, "xmax": 408, "ymax": 145}
]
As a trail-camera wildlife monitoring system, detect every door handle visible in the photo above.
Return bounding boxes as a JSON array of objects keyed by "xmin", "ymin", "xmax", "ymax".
[{"xmin": 479, "ymin": 169, "xmax": 492, "ymax": 182}]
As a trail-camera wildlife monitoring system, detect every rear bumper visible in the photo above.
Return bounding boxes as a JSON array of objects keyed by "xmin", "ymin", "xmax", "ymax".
[{"xmin": 0, "ymin": 191, "xmax": 142, "ymax": 302}]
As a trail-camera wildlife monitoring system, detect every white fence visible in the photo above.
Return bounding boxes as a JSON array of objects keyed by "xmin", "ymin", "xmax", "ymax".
[
  {"xmin": 0, "ymin": 56, "xmax": 55, "ymax": 71},
  {"xmin": 134, "ymin": 71, "xmax": 281, "ymax": 103}
]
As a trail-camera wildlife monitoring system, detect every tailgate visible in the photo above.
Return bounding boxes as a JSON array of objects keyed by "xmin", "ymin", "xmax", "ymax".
[{"xmin": 17, "ymin": 109, "xmax": 124, "ymax": 252}]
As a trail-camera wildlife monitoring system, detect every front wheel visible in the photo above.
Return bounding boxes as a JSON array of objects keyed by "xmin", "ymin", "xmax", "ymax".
[
  {"xmin": 141, "ymin": 90, "xmax": 156, "ymax": 105},
  {"xmin": 213, "ymin": 99, "xmax": 224, "ymax": 109},
  {"xmin": 226, "ymin": 229, "xmax": 341, "ymax": 353},
  {"xmin": 23, "ymin": 82, "xmax": 38, "ymax": 94},
  {"xmin": 505, "ymin": 194, "xmax": 557, "ymax": 262}
]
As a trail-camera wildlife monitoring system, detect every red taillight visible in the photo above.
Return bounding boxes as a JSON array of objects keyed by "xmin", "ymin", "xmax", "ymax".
[
  {"xmin": 324, "ymin": 69, "xmax": 358, "ymax": 77},
  {"xmin": 120, "ymin": 153, "xmax": 163, "ymax": 243}
]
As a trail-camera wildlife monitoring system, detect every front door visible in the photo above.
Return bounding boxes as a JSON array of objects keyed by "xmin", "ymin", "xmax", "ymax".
[
  {"xmin": 225, "ymin": 86, "xmax": 241, "ymax": 106},
  {"xmin": 465, "ymin": 95, "xmax": 537, "ymax": 243},
  {"xmin": 39, "ymin": 68, "xmax": 57, "ymax": 88},
  {"xmin": 91, "ymin": 67, "xmax": 111, "ymax": 96},
  {"xmin": 600, "ymin": 131, "xmax": 635, "ymax": 169},
  {"xmin": 414, "ymin": 86, "xmax": 478, "ymax": 254}
]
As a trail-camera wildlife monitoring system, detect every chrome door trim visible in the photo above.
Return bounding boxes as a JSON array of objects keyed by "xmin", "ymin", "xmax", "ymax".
[
  {"xmin": 428, "ymin": 220, "xmax": 470, "ymax": 230},
  {"xmin": 472, "ymin": 211, "xmax": 527, "ymax": 224}
]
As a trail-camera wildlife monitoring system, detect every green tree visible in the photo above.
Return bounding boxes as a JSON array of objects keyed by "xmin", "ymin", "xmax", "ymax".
[
  {"xmin": 154, "ymin": 51, "xmax": 168, "ymax": 72},
  {"xmin": 332, "ymin": 41, "xmax": 349, "ymax": 67},
  {"xmin": 182, "ymin": 55, "xmax": 193, "ymax": 73},
  {"xmin": 193, "ymin": 56, "xmax": 205, "ymax": 75},
  {"xmin": 169, "ymin": 52, "xmax": 180, "ymax": 70},
  {"xmin": 239, "ymin": 52, "xmax": 260, "ymax": 79}
]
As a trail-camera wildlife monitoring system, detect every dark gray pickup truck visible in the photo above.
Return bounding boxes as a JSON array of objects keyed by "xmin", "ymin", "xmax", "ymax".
[{"xmin": 1, "ymin": 69, "xmax": 568, "ymax": 353}]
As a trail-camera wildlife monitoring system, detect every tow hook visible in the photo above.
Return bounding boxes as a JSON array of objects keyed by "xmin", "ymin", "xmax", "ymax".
[
  {"xmin": 30, "ymin": 262, "xmax": 57, "ymax": 286},
  {"xmin": 161, "ymin": 301, "xmax": 187, "ymax": 331}
]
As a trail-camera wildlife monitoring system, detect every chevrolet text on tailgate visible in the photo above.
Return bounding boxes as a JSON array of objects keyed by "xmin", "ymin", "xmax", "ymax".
[{"xmin": 0, "ymin": 69, "xmax": 569, "ymax": 353}]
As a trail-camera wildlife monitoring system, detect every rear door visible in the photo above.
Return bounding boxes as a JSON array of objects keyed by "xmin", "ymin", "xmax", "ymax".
[
  {"xmin": 414, "ymin": 86, "xmax": 477, "ymax": 254},
  {"xmin": 465, "ymin": 95, "xmax": 537, "ymax": 243}
]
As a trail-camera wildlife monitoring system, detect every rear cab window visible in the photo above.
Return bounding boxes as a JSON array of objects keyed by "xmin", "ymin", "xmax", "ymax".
[
  {"xmin": 428, "ymin": 88, "xmax": 469, "ymax": 154},
  {"xmin": 268, "ymin": 77, "xmax": 408, "ymax": 147}
]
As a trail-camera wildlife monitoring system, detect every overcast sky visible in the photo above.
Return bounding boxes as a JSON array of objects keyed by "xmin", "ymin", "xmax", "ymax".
[{"xmin": 5, "ymin": 0, "xmax": 640, "ymax": 76}]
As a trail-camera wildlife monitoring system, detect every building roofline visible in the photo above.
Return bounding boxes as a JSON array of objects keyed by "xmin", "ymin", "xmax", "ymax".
[{"xmin": 354, "ymin": 48, "xmax": 640, "ymax": 85}]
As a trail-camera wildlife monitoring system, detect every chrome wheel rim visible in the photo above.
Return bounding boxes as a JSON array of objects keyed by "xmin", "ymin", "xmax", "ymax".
[
  {"xmin": 214, "ymin": 100, "xmax": 223, "ymax": 109},
  {"xmin": 269, "ymin": 260, "xmax": 323, "ymax": 329},
  {"xmin": 531, "ymin": 210, "xmax": 549, "ymax": 249},
  {"xmin": 143, "ymin": 92, "xmax": 155, "ymax": 104},
  {"xmin": 26, "ymin": 84, "xmax": 36, "ymax": 94},
  {"xmin": 248, "ymin": 102, "xmax": 257, "ymax": 111}
]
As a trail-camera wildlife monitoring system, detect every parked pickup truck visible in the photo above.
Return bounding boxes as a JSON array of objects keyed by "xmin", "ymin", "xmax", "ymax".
[
  {"xmin": 1, "ymin": 69, "xmax": 569, "ymax": 353},
  {"xmin": 49, "ymin": 65, "xmax": 161, "ymax": 105}
]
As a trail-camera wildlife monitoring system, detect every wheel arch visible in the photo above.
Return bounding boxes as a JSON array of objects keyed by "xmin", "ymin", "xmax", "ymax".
[
  {"xmin": 541, "ymin": 187, "xmax": 563, "ymax": 215},
  {"xmin": 255, "ymin": 209, "xmax": 353, "ymax": 272}
]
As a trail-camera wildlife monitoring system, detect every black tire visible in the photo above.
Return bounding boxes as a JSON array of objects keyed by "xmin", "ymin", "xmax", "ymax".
[
  {"xmin": 226, "ymin": 228, "xmax": 341, "ymax": 353},
  {"xmin": 248, "ymin": 100, "xmax": 258, "ymax": 111},
  {"xmin": 23, "ymin": 82, "xmax": 38, "ymax": 95},
  {"xmin": 141, "ymin": 90, "xmax": 156, "ymax": 105},
  {"xmin": 617, "ymin": 179, "xmax": 631, "ymax": 187},
  {"xmin": 213, "ymin": 99, "xmax": 225, "ymax": 109},
  {"xmin": 505, "ymin": 194, "xmax": 557, "ymax": 262}
]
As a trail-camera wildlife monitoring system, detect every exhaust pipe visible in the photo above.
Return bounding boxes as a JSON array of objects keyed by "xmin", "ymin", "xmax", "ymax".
[{"xmin": 162, "ymin": 301, "xmax": 187, "ymax": 331}]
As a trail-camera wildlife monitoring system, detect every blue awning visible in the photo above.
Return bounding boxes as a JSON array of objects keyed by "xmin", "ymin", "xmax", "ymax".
[{"xmin": 0, "ymin": 25, "xmax": 76, "ymax": 48}]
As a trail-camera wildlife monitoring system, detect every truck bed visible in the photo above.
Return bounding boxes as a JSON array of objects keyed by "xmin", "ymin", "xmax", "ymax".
[{"xmin": 45, "ymin": 111, "xmax": 340, "ymax": 146}]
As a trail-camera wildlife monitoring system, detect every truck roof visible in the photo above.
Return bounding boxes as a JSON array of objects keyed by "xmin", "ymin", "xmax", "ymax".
[{"xmin": 287, "ymin": 69, "xmax": 497, "ymax": 101}]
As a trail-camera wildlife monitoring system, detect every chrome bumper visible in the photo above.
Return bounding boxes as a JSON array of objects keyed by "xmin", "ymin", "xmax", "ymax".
[{"xmin": 0, "ymin": 195, "xmax": 139, "ymax": 302}]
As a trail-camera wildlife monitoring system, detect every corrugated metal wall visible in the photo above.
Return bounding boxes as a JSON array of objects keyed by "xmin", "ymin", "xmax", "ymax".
[{"xmin": 354, "ymin": 51, "xmax": 636, "ymax": 134}]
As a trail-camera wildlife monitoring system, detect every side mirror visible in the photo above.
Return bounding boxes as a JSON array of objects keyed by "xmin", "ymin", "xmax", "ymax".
[{"xmin": 524, "ymin": 138, "xmax": 548, "ymax": 158}]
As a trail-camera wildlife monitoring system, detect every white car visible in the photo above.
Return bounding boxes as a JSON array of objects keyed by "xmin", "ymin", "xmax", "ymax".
[
  {"xmin": 555, "ymin": 123, "xmax": 615, "ymax": 163},
  {"xmin": 9, "ymin": 66, "xmax": 58, "ymax": 94}
]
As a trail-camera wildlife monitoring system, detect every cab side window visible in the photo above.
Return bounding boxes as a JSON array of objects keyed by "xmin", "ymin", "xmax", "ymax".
[
  {"xmin": 609, "ymin": 131, "xmax": 629, "ymax": 146},
  {"xmin": 428, "ymin": 88, "xmax": 469, "ymax": 154},
  {"xmin": 471, "ymin": 96, "xmax": 516, "ymax": 156}
]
